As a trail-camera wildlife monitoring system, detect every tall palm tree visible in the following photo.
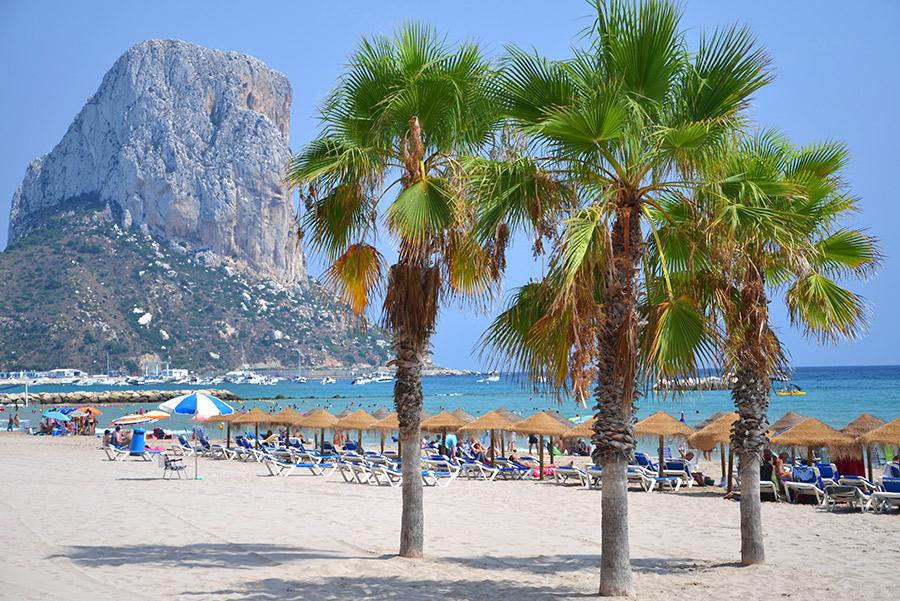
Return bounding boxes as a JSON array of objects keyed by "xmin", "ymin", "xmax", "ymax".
[
  {"xmin": 653, "ymin": 131, "xmax": 880, "ymax": 565},
  {"xmin": 478, "ymin": 1, "xmax": 772, "ymax": 595},
  {"xmin": 286, "ymin": 24, "xmax": 503, "ymax": 558}
]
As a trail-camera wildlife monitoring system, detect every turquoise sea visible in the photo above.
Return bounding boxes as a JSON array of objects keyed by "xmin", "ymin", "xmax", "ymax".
[{"xmin": 5, "ymin": 366, "xmax": 899, "ymax": 442}]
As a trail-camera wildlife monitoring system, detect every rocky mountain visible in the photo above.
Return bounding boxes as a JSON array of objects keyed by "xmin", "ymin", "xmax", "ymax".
[
  {"xmin": 9, "ymin": 39, "xmax": 303, "ymax": 284},
  {"xmin": 1, "ymin": 40, "xmax": 391, "ymax": 372}
]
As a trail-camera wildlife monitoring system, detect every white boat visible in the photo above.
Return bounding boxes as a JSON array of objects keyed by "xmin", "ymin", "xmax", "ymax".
[
  {"xmin": 477, "ymin": 371, "xmax": 500, "ymax": 383},
  {"xmin": 294, "ymin": 376, "xmax": 308, "ymax": 384},
  {"xmin": 321, "ymin": 377, "xmax": 336, "ymax": 385}
]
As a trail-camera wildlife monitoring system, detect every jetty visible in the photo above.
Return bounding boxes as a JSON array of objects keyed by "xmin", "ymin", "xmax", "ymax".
[{"xmin": 0, "ymin": 388, "xmax": 240, "ymax": 406}]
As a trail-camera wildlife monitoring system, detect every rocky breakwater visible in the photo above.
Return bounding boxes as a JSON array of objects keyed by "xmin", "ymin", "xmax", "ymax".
[{"xmin": 0, "ymin": 389, "xmax": 240, "ymax": 406}]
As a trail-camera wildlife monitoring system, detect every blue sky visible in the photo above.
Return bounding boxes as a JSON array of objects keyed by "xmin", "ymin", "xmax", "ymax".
[{"xmin": 1, "ymin": 1, "xmax": 898, "ymax": 369}]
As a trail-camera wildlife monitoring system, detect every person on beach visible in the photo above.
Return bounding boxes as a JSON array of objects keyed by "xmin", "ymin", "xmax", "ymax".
[
  {"xmin": 102, "ymin": 429, "xmax": 112, "ymax": 446},
  {"xmin": 6, "ymin": 413, "xmax": 13, "ymax": 432},
  {"xmin": 770, "ymin": 451, "xmax": 792, "ymax": 480},
  {"xmin": 528, "ymin": 434, "xmax": 538, "ymax": 454}
]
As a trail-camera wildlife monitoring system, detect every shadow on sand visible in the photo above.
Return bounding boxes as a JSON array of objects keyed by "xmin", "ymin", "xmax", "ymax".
[
  {"xmin": 48, "ymin": 543, "xmax": 379, "ymax": 569},
  {"xmin": 180, "ymin": 576, "xmax": 593, "ymax": 600}
]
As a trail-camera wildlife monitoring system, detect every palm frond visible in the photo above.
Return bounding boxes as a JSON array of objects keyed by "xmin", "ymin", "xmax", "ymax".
[{"xmin": 323, "ymin": 244, "xmax": 385, "ymax": 315}]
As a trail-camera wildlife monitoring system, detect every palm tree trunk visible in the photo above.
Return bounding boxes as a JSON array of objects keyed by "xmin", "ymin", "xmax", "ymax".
[
  {"xmin": 395, "ymin": 331, "xmax": 425, "ymax": 559},
  {"xmin": 593, "ymin": 207, "xmax": 642, "ymax": 598},
  {"xmin": 731, "ymin": 364, "xmax": 770, "ymax": 565}
]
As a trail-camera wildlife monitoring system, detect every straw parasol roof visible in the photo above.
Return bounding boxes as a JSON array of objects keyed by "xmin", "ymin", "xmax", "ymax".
[
  {"xmin": 336, "ymin": 408, "xmax": 352, "ymax": 418},
  {"xmin": 510, "ymin": 411, "xmax": 572, "ymax": 436},
  {"xmin": 205, "ymin": 411, "xmax": 242, "ymax": 423},
  {"xmin": 296, "ymin": 408, "xmax": 338, "ymax": 429},
  {"xmin": 842, "ymin": 413, "xmax": 887, "ymax": 438},
  {"xmin": 451, "ymin": 408, "xmax": 475, "ymax": 424},
  {"xmin": 493, "ymin": 407, "xmax": 523, "ymax": 423},
  {"xmin": 770, "ymin": 417, "xmax": 856, "ymax": 449},
  {"xmin": 769, "ymin": 411, "xmax": 808, "ymax": 436},
  {"xmin": 335, "ymin": 408, "xmax": 377, "ymax": 431},
  {"xmin": 421, "ymin": 410, "xmax": 467, "ymax": 433},
  {"xmin": 269, "ymin": 407, "xmax": 306, "ymax": 425},
  {"xmin": 565, "ymin": 417, "xmax": 596, "ymax": 439},
  {"xmin": 372, "ymin": 407, "xmax": 391, "ymax": 419},
  {"xmin": 861, "ymin": 418, "xmax": 900, "ymax": 446},
  {"xmin": 696, "ymin": 411, "xmax": 726, "ymax": 430},
  {"xmin": 458, "ymin": 409, "xmax": 519, "ymax": 433},
  {"xmin": 232, "ymin": 407, "xmax": 273, "ymax": 425},
  {"xmin": 635, "ymin": 411, "xmax": 693, "ymax": 438},
  {"xmin": 687, "ymin": 412, "xmax": 738, "ymax": 451},
  {"xmin": 370, "ymin": 411, "xmax": 432, "ymax": 431},
  {"xmin": 371, "ymin": 412, "xmax": 399, "ymax": 431}
]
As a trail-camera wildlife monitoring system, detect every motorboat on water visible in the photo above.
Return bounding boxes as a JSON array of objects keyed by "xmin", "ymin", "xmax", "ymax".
[
  {"xmin": 477, "ymin": 371, "xmax": 500, "ymax": 383},
  {"xmin": 321, "ymin": 377, "xmax": 336, "ymax": 385}
]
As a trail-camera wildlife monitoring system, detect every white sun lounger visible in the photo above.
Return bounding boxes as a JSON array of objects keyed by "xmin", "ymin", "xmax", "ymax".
[
  {"xmin": 101, "ymin": 444, "xmax": 129, "ymax": 462},
  {"xmin": 554, "ymin": 465, "xmax": 588, "ymax": 487}
]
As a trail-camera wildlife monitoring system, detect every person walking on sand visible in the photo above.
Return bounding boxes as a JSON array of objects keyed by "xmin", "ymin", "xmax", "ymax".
[{"xmin": 6, "ymin": 413, "xmax": 13, "ymax": 432}]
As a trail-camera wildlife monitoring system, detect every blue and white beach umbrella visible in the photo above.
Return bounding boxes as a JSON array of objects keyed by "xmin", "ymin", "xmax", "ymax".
[
  {"xmin": 159, "ymin": 392, "xmax": 234, "ymax": 479},
  {"xmin": 159, "ymin": 392, "xmax": 235, "ymax": 419}
]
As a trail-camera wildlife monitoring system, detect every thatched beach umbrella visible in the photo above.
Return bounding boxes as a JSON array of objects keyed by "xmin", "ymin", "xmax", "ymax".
[
  {"xmin": 769, "ymin": 411, "xmax": 809, "ymax": 464},
  {"xmin": 861, "ymin": 417, "xmax": 900, "ymax": 446},
  {"xmin": 232, "ymin": 407, "xmax": 273, "ymax": 447},
  {"xmin": 451, "ymin": 408, "xmax": 475, "ymax": 423},
  {"xmin": 205, "ymin": 411, "xmax": 243, "ymax": 448},
  {"xmin": 769, "ymin": 411, "xmax": 808, "ymax": 436},
  {"xmin": 770, "ymin": 417, "xmax": 856, "ymax": 465},
  {"xmin": 511, "ymin": 411, "xmax": 571, "ymax": 480},
  {"xmin": 371, "ymin": 410, "xmax": 431, "ymax": 454},
  {"xmin": 842, "ymin": 413, "xmax": 887, "ymax": 482},
  {"xmin": 459, "ymin": 410, "xmax": 519, "ymax": 466},
  {"xmin": 296, "ymin": 409, "xmax": 338, "ymax": 454},
  {"xmin": 566, "ymin": 417, "xmax": 596, "ymax": 440},
  {"xmin": 422, "ymin": 411, "xmax": 467, "ymax": 456},
  {"xmin": 635, "ymin": 411, "xmax": 693, "ymax": 478},
  {"xmin": 687, "ymin": 412, "xmax": 738, "ymax": 483},
  {"xmin": 372, "ymin": 407, "xmax": 391, "ymax": 420},
  {"xmin": 269, "ymin": 407, "xmax": 306, "ymax": 440},
  {"xmin": 335, "ymin": 408, "xmax": 377, "ymax": 449}
]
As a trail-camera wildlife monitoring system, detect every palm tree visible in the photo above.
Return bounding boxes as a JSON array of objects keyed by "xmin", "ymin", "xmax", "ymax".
[
  {"xmin": 478, "ymin": 1, "xmax": 771, "ymax": 595},
  {"xmin": 286, "ymin": 24, "xmax": 503, "ymax": 558},
  {"xmin": 653, "ymin": 131, "xmax": 880, "ymax": 564}
]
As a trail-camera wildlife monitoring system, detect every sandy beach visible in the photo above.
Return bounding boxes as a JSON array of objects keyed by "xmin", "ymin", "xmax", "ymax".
[{"xmin": 1, "ymin": 434, "xmax": 897, "ymax": 600}]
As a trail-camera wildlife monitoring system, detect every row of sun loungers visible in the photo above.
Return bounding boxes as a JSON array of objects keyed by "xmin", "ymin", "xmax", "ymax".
[{"xmin": 100, "ymin": 436, "xmax": 900, "ymax": 512}]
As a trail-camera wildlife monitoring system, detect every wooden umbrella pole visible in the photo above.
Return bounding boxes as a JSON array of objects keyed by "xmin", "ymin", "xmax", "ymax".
[
  {"xmin": 441, "ymin": 429, "xmax": 447, "ymax": 457},
  {"xmin": 866, "ymin": 445, "xmax": 873, "ymax": 482},
  {"xmin": 791, "ymin": 446, "xmax": 796, "ymax": 466},
  {"xmin": 658, "ymin": 435, "xmax": 665, "ymax": 478},
  {"xmin": 358, "ymin": 429, "xmax": 362, "ymax": 450},
  {"xmin": 490, "ymin": 430, "xmax": 495, "ymax": 467},
  {"xmin": 549, "ymin": 436, "xmax": 554, "ymax": 465},
  {"xmin": 255, "ymin": 424, "xmax": 259, "ymax": 448},
  {"xmin": 726, "ymin": 446, "xmax": 734, "ymax": 493},
  {"xmin": 500, "ymin": 431, "xmax": 505, "ymax": 456},
  {"xmin": 539, "ymin": 435, "xmax": 544, "ymax": 480},
  {"xmin": 807, "ymin": 447, "xmax": 814, "ymax": 467},
  {"xmin": 320, "ymin": 428, "xmax": 325, "ymax": 454},
  {"xmin": 719, "ymin": 442, "xmax": 726, "ymax": 480},
  {"xmin": 226, "ymin": 422, "xmax": 231, "ymax": 449},
  {"xmin": 380, "ymin": 432, "xmax": 385, "ymax": 455}
]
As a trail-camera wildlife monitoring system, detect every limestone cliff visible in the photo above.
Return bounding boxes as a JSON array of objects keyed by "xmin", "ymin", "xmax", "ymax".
[{"xmin": 8, "ymin": 39, "xmax": 304, "ymax": 283}]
